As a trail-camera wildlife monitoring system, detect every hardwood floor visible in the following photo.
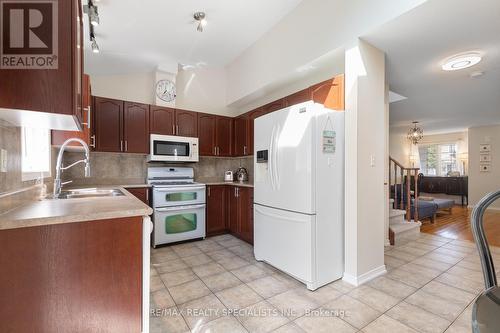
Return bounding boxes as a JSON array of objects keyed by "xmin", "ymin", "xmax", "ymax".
[{"xmin": 421, "ymin": 205, "xmax": 500, "ymax": 247}]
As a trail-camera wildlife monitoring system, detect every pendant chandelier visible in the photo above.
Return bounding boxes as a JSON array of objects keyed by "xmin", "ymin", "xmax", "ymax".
[{"xmin": 407, "ymin": 121, "xmax": 424, "ymax": 144}]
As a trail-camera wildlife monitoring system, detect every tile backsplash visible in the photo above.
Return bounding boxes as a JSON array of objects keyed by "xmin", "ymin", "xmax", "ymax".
[{"xmin": 62, "ymin": 151, "xmax": 253, "ymax": 186}]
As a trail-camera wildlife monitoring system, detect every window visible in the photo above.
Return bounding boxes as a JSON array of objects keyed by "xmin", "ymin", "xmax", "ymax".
[
  {"xmin": 21, "ymin": 127, "xmax": 51, "ymax": 181},
  {"xmin": 418, "ymin": 143, "xmax": 458, "ymax": 176}
]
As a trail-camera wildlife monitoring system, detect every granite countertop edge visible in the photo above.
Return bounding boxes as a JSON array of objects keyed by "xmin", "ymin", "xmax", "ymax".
[{"xmin": 0, "ymin": 186, "xmax": 153, "ymax": 231}]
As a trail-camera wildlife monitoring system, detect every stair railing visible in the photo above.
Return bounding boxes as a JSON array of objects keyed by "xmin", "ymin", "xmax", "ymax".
[
  {"xmin": 389, "ymin": 157, "xmax": 420, "ymax": 221},
  {"xmin": 471, "ymin": 190, "xmax": 500, "ymax": 289}
]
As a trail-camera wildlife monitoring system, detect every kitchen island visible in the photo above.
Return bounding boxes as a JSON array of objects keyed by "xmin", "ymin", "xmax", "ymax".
[{"xmin": 0, "ymin": 187, "xmax": 152, "ymax": 333}]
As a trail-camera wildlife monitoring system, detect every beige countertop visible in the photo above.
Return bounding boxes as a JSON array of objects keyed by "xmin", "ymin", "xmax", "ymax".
[
  {"xmin": 0, "ymin": 186, "xmax": 153, "ymax": 231},
  {"xmin": 199, "ymin": 180, "xmax": 254, "ymax": 188}
]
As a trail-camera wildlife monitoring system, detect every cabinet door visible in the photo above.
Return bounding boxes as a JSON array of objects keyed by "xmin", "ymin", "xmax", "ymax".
[
  {"xmin": 233, "ymin": 116, "xmax": 248, "ymax": 156},
  {"xmin": 94, "ymin": 97, "xmax": 123, "ymax": 152},
  {"xmin": 261, "ymin": 99, "xmax": 285, "ymax": 115},
  {"xmin": 123, "ymin": 102, "xmax": 150, "ymax": 154},
  {"xmin": 285, "ymin": 88, "xmax": 312, "ymax": 107},
  {"xmin": 125, "ymin": 187, "xmax": 150, "ymax": 206},
  {"xmin": 311, "ymin": 74, "xmax": 345, "ymax": 110},
  {"xmin": 228, "ymin": 187, "xmax": 239, "ymax": 235},
  {"xmin": 238, "ymin": 187, "xmax": 254, "ymax": 244},
  {"xmin": 150, "ymin": 106, "xmax": 175, "ymax": 135},
  {"xmin": 206, "ymin": 186, "xmax": 227, "ymax": 236},
  {"xmin": 51, "ymin": 74, "xmax": 91, "ymax": 146},
  {"xmin": 216, "ymin": 116, "xmax": 233, "ymax": 157},
  {"xmin": 175, "ymin": 109, "xmax": 198, "ymax": 137},
  {"xmin": 198, "ymin": 113, "xmax": 217, "ymax": 156}
]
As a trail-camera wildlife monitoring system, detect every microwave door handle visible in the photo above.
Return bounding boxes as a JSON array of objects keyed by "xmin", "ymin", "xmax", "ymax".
[
  {"xmin": 155, "ymin": 204, "xmax": 206, "ymax": 212},
  {"xmin": 154, "ymin": 186, "xmax": 206, "ymax": 192}
]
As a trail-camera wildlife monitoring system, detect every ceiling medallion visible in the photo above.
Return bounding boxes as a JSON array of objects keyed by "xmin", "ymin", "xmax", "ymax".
[{"xmin": 407, "ymin": 121, "xmax": 424, "ymax": 145}]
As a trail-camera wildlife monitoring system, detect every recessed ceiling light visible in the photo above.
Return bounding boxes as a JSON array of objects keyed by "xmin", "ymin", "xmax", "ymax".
[{"xmin": 442, "ymin": 52, "xmax": 482, "ymax": 71}]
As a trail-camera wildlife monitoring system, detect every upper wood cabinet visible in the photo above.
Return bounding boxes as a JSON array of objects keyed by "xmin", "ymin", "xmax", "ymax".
[
  {"xmin": 284, "ymin": 88, "xmax": 312, "ymax": 107},
  {"xmin": 216, "ymin": 116, "xmax": 233, "ymax": 156},
  {"xmin": 233, "ymin": 116, "xmax": 249, "ymax": 156},
  {"xmin": 311, "ymin": 74, "xmax": 345, "ymax": 110},
  {"xmin": 198, "ymin": 113, "xmax": 217, "ymax": 156},
  {"xmin": 261, "ymin": 99, "xmax": 285, "ymax": 116},
  {"xmin": 150, "ymin": 106, "xmax": 175, "ymax": 135},
  {"xmin": 0, "ymin": 0, "xmax": 84, "ymax": 129},
  {"xmin": 175, "ymin": 109, "xmax": 198, "ymax": 137},
  {"xmin": 94, "ymin": 97, "xmax": 123, "ymax": 153},
  {"xmin": 123, "ymin": 102, "xmax": 149, "ymax": 153},
  {"xmin": 51, "ymin": 74, "xmax": 92, "ymax": 147},
  {"xmin": 197, "ymin": 113, "xmax": 233, "ymax": 157}
]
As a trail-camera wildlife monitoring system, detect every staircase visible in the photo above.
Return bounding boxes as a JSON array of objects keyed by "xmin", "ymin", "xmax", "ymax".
[
  {"xmin": 388, "ymin": 157, "xmax": 422, "ymax": 245},
  {"xmin": 388, "ymin": 199, "xmax": 421, "ymax": 245}
]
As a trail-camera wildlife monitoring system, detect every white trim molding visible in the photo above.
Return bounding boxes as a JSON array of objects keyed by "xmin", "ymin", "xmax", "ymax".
[{"xmin": 342, "ymin": 265, "xmax": 387, "ymax": 286}]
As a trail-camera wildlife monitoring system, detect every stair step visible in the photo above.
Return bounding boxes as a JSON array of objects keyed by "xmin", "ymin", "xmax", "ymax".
[
  {"xmin": 390, "ymin": 221, "xmax": 421, "ymax": 233},
  {"xmin": 390, "ymin": 221, "xmax": 422, "ymax": 246},
  {"xmin": 390, "ymin": 209, "xmax": 406, "ymax": 218}
]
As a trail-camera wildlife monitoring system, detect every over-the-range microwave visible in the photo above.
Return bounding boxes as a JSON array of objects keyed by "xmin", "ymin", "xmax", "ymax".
[{"xmin": 148, "ymin": 134, "xmax": 199, "ymax": 162}]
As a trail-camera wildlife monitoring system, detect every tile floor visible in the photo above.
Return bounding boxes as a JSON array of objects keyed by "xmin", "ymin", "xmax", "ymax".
[{"xmin": 150, "ymin": 233, "xmax": 500, "ymax": 333}]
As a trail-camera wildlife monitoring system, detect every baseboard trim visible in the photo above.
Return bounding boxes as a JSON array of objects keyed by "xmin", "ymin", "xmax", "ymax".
[
  {"xmin": 342, "ymin": 265, "xmax": 387, "ymax": 286},
  {"xmin": 467, "ymin": 205, "xmax": 500, "ymax": 212}
]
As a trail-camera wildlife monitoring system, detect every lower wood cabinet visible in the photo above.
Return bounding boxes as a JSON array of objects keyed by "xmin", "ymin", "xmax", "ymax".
[
  {"xmin": 206, "ymin": 185, "xmax": 253, "ymax": 244},
  {"xmin": 206, "ymin": 185, "xmax": 228, "ymax": 236},
  {"xmin": 125, "ymin": 187, "xmax": 150, "ymax": 206}
]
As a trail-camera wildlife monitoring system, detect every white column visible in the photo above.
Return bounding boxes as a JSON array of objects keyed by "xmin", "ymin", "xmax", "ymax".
[{"xmin": 343, "ymin": 39, "xmax": 387, "ymax": 286}]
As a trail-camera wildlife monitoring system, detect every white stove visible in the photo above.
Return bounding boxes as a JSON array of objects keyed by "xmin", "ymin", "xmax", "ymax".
[{"xmin": 148, "ymin": 167, "xmax": 206, "ymax": 247}]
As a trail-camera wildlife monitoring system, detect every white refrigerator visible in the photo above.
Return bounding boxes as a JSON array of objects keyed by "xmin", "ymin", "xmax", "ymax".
[{"xmin": 254, "ymin": 101, "xmax": 344, "ymax": 290}]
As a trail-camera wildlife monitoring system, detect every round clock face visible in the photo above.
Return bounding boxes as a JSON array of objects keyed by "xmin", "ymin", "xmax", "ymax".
[{"xmin": 155, "ymin": 79, "xmax": 176, "ymax": 102}]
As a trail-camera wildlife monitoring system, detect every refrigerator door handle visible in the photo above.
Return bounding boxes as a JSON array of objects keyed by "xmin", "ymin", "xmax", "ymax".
[
  {"xmin": 273, "ymin": 124, "xmax": 281, "ymax": 189},
  {"xmin": 269, "ymin": 125, "xmax": 276, "ymax": 190}
]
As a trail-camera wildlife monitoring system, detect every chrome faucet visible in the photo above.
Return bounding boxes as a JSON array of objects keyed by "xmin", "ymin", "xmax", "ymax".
[{"xmin": 53, "ymin": 138, "xmax": 91, "ymax": 198}]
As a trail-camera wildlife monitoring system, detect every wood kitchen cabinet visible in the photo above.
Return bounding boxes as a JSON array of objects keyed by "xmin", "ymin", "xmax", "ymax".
[
  {"xmin": 93, "ymin": 97, "xmax": 149, "ymax": 154},
  {"xmin": 233, "ymin": 115, "xmax": 250, "ymax": 156},
  {"xmin": 284, "ymin": 88, "xmax": 313, "ymax": 107},
  {"xmin": 51, "ymin": 74, "xmax": 92, "ymax": 147},
  {"xmin": 206, "ymin": 185, "xmax": 228, "ymax": 236},
  {"xmin": 0, "ymin": 216, "xmax": 143, "ymax": 332},
  {"xmin": 197, "ymin": 113, "xmax": 233, "ymax": 156},
  {"xmin": 228, "ymin": 186, "xmax": 254, "ymax": 244},
  {"xmin": 261, "ymin": 99, "xmax": 285, "ymax": 115},
  {"xmin": 150, "ymin": 106, "xmax": 175, "ymax": 135},
  {"xmin": 311, "ymin": 75, "xmax": 345, "ymax": 110},
  {"xmin": 123, "ymin": 102, "xmax": 150, "ymax": 153},
  {"xmin": 175, "ymin": 109, "xmax": 198, "ymax": 137},
  {"xmin": 93, "ymin": 97, "xmax": 123, "ymax": 153},
  {"xmin": 125, "ymin": 187, "xmax": 150, "ymax": 206},
  {"xmin": 0, "ymin": 0, "xmax": 84, "ymax": 129}
]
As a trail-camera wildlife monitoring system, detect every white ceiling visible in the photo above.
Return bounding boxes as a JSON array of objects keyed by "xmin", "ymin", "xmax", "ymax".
[
  {"xmin": 363, "ymin": 0, "xmax": 500, "ymax": 134},
  {"xmin": 83, "ymin": 0, "xmax": 302, "ymax": 75}
]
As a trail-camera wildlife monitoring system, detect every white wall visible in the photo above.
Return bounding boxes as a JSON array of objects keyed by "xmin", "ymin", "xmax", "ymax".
[
  {"xmin": 90, "ymin": 68, "xmax": 236, "ymax": 116},
  {"xmin": 468, "ymin": 125, "xmax": 500, "ymax": 210},
  {"xmin": 226, "ymin": 0, "xmax": 427, "ymax": 106},
  {"xmin": 344, "ymin": 39, "xmax": 387, "ymax": 285}
]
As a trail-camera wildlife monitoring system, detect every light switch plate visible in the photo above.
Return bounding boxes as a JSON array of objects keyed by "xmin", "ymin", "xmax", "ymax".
[{"xmin": 0, "ymin": 149, "xmax": 7, "ymax": 172}]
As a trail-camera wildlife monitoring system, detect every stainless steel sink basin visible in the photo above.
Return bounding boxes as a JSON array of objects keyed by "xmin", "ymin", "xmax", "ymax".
[{"xmin": 55, "ymin": 188, "xmax": 125, "ymax": 199}]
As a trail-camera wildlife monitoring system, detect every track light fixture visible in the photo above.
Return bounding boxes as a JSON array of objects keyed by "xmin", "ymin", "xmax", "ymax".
[
  {"xmin": 84, "ymin": 0, "xmax": 101, "ymax": 54},
  {"xmin": 194, "ymin": 12, "xmax": 207, "ymax": 32}
]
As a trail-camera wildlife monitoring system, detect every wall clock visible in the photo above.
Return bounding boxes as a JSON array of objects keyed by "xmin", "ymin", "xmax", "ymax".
[{"xmin": 155, "ymin": 79, "xmax": 176, "ymax": 102}]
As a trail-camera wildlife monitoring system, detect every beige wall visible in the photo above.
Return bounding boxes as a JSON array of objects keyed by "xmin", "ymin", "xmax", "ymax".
[{"xmin": 468, "ymin": 125, "xmax": 500, "ymax": 210}]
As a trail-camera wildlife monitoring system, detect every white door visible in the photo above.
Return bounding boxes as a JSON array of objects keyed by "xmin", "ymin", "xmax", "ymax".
[
  {"xmin": 254, "ymin": 102, "xmax": 315, "ymax": 214},
  {"xmin": 254, "ymin": 204, "xmax": 314, "ymax": 282}
]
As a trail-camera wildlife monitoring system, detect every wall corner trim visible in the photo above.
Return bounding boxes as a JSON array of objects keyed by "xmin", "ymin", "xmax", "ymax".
[{"xmin": 342, "ymin": 265, "xmax": 387, "ymax": 286}]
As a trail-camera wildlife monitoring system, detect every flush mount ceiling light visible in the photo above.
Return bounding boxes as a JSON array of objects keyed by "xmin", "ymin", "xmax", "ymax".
[
  {"xmin": 442, "ymin": 52, "xmax": 482, "ymax": 71},
  {"xmin": 407, "ymin": 121, "xmax": 424, "ymax": 145},
  {"xmin": 194, "ymin": 12, "xmax": 207, "ymax": 32}
]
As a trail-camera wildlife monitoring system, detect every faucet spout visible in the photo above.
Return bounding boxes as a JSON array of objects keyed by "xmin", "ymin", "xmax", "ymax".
[{"xmin": 53, "ymin": 138, "xmax": 91, "ymax": 198}]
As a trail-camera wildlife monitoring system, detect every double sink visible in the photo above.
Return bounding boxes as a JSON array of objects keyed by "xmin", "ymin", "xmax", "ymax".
[{"xmin": 55, "ymin": 188, "xmax": 125, "ymax": 200}]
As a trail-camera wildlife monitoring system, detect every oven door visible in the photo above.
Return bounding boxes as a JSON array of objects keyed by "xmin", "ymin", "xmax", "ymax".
[
  {"xmin": 153, "ymin": 186, "xmax": 206, "ymax": 208},
  {"xmin": 153, "ymin": 204, "xmax": 206, "ymax": 246}
]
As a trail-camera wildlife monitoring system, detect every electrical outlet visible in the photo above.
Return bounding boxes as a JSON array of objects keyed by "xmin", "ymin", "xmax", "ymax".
[
  {"xmin": 0, "ymin": 149, "xmax": 7, "ymax": 172},
  {"xmin": 370, "ymin": 155, "xmax": 376, "ymax": 167}
]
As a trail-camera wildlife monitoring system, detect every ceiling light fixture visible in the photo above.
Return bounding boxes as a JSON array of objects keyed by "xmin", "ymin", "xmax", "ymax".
[
  {"xmin": 83, "ymin": 0, "xmax": 100, "ymax": 26},
  {"xmin": 407, "ymin": 121, "xmax": 424, "ymax": 145},
  {"xmin": 442, "ymin": 52, "xmax": 482, "ymax": 71},
  {"xmin": 91, "ymin": 36, "xmax": 99, "ymax": 53},
  {"xmin": 194, "ymin": 12, "xmax": 207, "ymax": 32}
]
